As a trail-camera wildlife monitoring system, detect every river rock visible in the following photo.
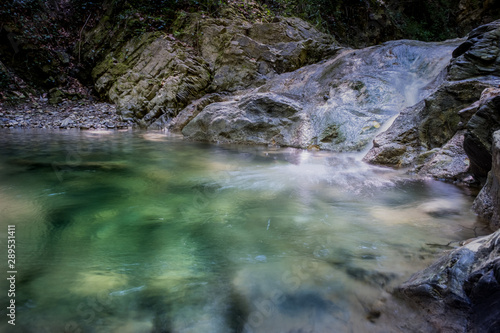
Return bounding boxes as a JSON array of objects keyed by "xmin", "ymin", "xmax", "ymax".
[
  {"xmin": 416, "ymin": 130, "xmax": 472, "ymax": 182},
  {"xmin": 182, "ymin": 92, "xmax": 309, "ymax": 147},
  {"xmin": 181, "ymin": 39, "xmax": 460, "ymax": 150},
  {"xmin": 157, "ymin": 93, "xmax": 225, "ymax": 131},
  {"xmin": 396, "ymin": 229, "xmax": 500, "ymax": 332}
]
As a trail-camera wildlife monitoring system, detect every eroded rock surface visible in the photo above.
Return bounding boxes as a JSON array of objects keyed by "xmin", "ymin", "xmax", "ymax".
[
  {"xmin": 175, "ymin": 13, "xmax": 339, "ymax": 92},
  {"xmin": 448, "ymin": 20, "xmax": 500, "ymax": 80},
  {"xmin": 181, "ymin": 40, "xmax": 460, "ymax": 150},
  {"xmin": 92, "ymin": 33, "xmax": 212, "ymax": 126},
  {"xmin": 364, "ymin": 20, "xmax": 500, "ymax": 183},
  {"xmin": 363, "ymin": 80, "xmax": 491, "ymax": 170},
  {"xmin": 464, "ymin": 88, "xmax": 500, "ymax": 177},
  {"xmin": 91, "ymin": 7, "xmax": 338, "ymax": 128}
]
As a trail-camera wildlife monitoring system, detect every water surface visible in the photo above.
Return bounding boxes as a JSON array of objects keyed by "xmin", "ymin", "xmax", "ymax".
[{"xmin": 0, "ymin": 129, "xmax": 484, "ymax": 332}]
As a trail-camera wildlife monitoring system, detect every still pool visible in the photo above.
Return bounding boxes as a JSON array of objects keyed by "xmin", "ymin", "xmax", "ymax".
[{"xmin": 0, "ymin": 129, "xmax": 486, "ymax": 332}]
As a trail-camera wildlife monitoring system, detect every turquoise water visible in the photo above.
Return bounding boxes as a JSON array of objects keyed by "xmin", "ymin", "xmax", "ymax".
[{"xmin": 0, "ymin": 129, "xmax": 485, "ymax": 332}]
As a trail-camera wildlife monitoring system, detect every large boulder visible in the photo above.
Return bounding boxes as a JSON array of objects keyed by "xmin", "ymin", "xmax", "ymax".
[
  {"xmin": 182, "ymin": 92, "xmax": 310, "ymax": 147},
  {"xmin": 396, "ymin": 229, "xmax": 500, "ymax": 332},
  {"xmin": 180, "ymin": 39, "xmax": 460, "ymax": 150}
]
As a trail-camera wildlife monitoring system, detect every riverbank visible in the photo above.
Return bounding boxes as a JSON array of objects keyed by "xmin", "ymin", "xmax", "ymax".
[{"xmin": 0, "ymin": 98, "xmax": 131, "ymax": 130}]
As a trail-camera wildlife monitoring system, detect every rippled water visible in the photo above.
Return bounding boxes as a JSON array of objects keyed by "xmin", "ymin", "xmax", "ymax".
[{"xmin": 0, "ymin": 129, "xmax": 485, "ymax": 332}]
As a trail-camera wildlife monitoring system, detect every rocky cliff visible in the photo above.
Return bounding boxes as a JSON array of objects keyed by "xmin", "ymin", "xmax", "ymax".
[
  {"xmin": 372, "ymin": 20, "xmax": 500, "ymax": 333},
  {"xmin": 88, "ymin": 6, "xmax": 338, "ymax": 127}
]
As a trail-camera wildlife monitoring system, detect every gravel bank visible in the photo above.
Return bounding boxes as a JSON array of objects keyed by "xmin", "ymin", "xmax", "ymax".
[{"xmin": 0, "ymin": 98, "xmax": 133, "ymax": 130}]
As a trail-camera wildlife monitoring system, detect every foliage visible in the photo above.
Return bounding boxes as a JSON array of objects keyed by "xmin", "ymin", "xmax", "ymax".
[{"xmin": 394, "ymin": 0, "xmax": 456, "ymax": 41}]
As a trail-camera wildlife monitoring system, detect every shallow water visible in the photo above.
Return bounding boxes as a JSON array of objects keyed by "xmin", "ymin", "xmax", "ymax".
[{"xmin": 0, "ymin": 129, "xmax": 486, "ymax": 332}]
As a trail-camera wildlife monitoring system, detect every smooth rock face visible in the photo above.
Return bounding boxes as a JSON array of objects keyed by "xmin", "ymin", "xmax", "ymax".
[
  {"xmin": 182, "ymin": 92, "xmax": 309, "ymax": 147},
  {"xmin": 397, "ymin": 230, "xmax": 500, "ymax": 333},
  {"xmin": 181, "ymin": 40, "xmax": 460, "ymax": 150},
  {"xmin": 473, "ymin": 130, "xmax": 500, "ymax": 231}
]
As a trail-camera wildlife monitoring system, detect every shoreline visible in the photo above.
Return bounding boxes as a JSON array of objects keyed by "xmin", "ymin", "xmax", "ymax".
[{"xmin": 0, "ymin": 98, "xmax": 132, "ymax": 130}]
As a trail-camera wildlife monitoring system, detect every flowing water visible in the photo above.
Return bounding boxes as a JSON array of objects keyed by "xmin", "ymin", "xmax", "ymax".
[{"xmin": 0, "ymin": 129, "xmax": 486, "ymax": 332}]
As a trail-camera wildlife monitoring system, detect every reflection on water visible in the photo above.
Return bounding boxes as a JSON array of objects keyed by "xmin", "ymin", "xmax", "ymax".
[{"xmin": 0, "ymin": 129, "xmax": 485, "ymax": 332}]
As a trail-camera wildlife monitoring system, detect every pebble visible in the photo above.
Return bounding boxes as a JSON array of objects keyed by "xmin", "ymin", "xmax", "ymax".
[{"xmin": 0, "ymin": 98, "xmax": 134, "ymax": 130}]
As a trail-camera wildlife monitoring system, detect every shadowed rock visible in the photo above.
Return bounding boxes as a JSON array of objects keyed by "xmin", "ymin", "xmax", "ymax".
[{"xmin": 397, "ymin": 230, "xmax": 500, "ymax": 333}]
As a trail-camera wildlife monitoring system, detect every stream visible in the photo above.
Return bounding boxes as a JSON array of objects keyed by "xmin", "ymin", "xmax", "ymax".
[{"xmin": 0, "ymin": 129, "xmax": 486, "ymax": 332}]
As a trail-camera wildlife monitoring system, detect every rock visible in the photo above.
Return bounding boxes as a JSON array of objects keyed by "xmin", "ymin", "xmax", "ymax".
[
  {"xmin": 448, "ymin": 20, "xmax": 500, "ymax": 81},
  {"xmin": 365, "ymin": 20, "xmax": 500, "ymax": 182},
  {"xmin": 164, "ymin": 93, "xmax": 225, "ymax": 132},
  {"xmin": 396, "ymin": 230, "xmax": 500, "ymax": 332},
  {"xmin": 92, "ymin": 32, "xmax": 211, "ymax": 125},
  {"xmin": 416, "ymin": 130, "xmax": 472, "ymax": 182},
  {"xmin": 464, "ymin": 88, "xmax": 500, "ymax": 177},
  {"xmin": 181, "ymin": 39, "xmax": 460, "ymax": 150},
  {"xmin": 48, "ymin": 88, "xmax": 65, "ymax": 105},
  {"xmin": 90, "ymin": 7, "xmax": 338, "ymax": 128},
  {"xmin": 465, "ymin": 258, "xmax": 500, "ymax": 333},
  {"xmin": 182, "ymin": 92, "xmax": 309, "ymax": 147},
  {"xmin": 59, "ymin": 116, "xmax": 74, "ymax": 127},
  {"xmin": 456, "ymin": 0, "xmax": 500, "ymax": 37},
  {"xmin": 473, "ymin": 130, "xmax": 500, "ymax": 231},
  {"xmin": 363, "ymin": 80, "xmax": 491, "ymax": 169},
  {"xmin": 175, "ymin": 9, "xmax": 339, "ymax": 92}
]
